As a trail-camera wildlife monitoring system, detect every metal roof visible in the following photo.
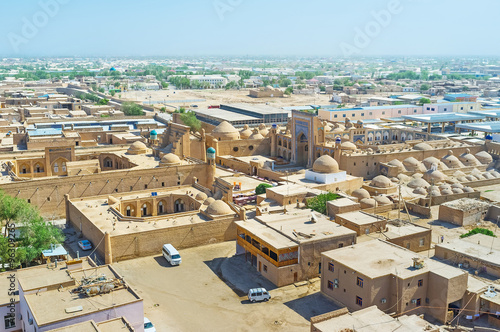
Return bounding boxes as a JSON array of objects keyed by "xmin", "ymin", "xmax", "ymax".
[
  {"xmin": 401, "ymin": 113, "xmax": 485, "ymax": 123},
  {"xmin": 456, "ymin": 121, "xmax": 500, "ymax": 133}
]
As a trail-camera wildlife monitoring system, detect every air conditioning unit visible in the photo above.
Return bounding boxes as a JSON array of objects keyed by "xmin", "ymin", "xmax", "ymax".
[
  {"xmin": 381, "ymin": 298, "xmax": 387, "ymax": 304},
  {"xmin": 411, "ymin": 299, "xmax": 417, "ymax": 304},
  {"xmin": 334, "ymin": 279, "xmax": 339, "ymax": 284}
]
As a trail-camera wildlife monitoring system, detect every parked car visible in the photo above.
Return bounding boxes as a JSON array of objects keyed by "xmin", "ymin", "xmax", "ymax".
[
  {"xmin": 248, "ymin": 288, "xmax": 271, "ymax": 303},
  {"xmin": 78, "ymin": 240, "xmax": 92, "ymax": 251},
  {"xmin": 144, "ymin": 317, "xmax": 156, "ymax": 332}
]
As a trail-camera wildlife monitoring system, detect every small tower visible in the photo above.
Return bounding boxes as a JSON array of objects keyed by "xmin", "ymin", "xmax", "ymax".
[
  {"xmin": 270, "ymin": 123, "xmax": 278, "ymax": 157},
  {"xmin": 149, "ymin": 129, "xmax": 159, "ymax": 146},
  {"xmin": 334, "ymin": 137, "xmax": 342, "ymax": 161},
  {"xmin": 207, "ymin": 146, "xmax": 216, "ymax": 187}
]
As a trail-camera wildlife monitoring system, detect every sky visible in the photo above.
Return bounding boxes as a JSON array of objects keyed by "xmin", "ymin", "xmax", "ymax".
[{"xmin": 0, "ymin": 0, "xmax": 499, "ymax": 57}]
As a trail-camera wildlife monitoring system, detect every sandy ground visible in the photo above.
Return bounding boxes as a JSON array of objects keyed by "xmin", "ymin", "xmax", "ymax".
[
  {"xmin": 120, "ymin": 88, "xmax": 334, "ymax": 111},
  {"xmin": 111, "ymin": 241, "xmax": 339, "ymax": 332}
]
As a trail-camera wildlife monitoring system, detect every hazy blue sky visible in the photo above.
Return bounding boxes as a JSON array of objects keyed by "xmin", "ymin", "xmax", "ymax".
[{"xmin": 1, "ymin": 0, "xmax": 499, "ymax": 57}]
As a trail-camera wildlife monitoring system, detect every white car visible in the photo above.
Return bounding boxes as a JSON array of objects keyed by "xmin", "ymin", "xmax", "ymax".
[
  {"xmin": 144, "ymin": 317, "xmax": 156, "ymax": 332},
  {"xmin": 248, "ymin": 288, "xmax": 271, "ymax": 303}
]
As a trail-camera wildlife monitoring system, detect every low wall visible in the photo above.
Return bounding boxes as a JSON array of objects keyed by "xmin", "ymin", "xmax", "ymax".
[{"xmin": 110, "ymin": 216, "xmax": 236, "ymax": 262}]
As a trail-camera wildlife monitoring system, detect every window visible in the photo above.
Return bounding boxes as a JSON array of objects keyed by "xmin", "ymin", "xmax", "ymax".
[
  {"xmin": 461, "ymin": 107, "xmax": 464, "ymax": 110},
  {"xmin": 343, "ymin": 114, "xmax": 346, "ymax": 118},
  {"xmin": 161, "ymin": 182, "xmax": 165, "ymax": 187},
  {"xmin": 419, "ymin": 238, "xmax": 425, "ymax": 247},
  {"xmin": 369, "ymin": 112, "xmax": 372, "ymax": 116},
  {"xmin": 414, "ymin": 109, "xmax": 417, "ymax": 113},
  {"xmin": 263, "ymin": 265, "xmax": 267, "ymax": 272},
  {"xmin": 54, "ymin": 162, "xmax": 58, "ymax": 173},
  {"xmin": 328, "ymin": 280, "xmax": 334, "ymax": 289},
  {"xmin": 352, "ymin": 114, "xmax": 355, "ymax": 117},
  {"xmin": 356, "ymin": 277, "xmax": 363, "ymax": 288},
  {"xmin": 361, "ymin": 113, "xmax": 364, "ymax": 116},
  {"xmin": 416, "ymin": 298, "xmax": 421, "ymax": 306},
  {"xmin": 334, "ymin": 114, "xmax": 337, "ymax": 118},
  {"xmin": 62, "ymin": 162, "xmax": 66, "ymax": 172},
  {"xmin": 444, "ymin": 108, "xmax": 447, "ymax": 112},
  {"xmin": 338, "ymin": 243, "xmax": 344, "ymax": 248},
  {"xmin": 382, "ymin": 111, "xmax": 385, "ymax": 115},
  {"xmin": 328, "ymin": 263, "xmax": 334, "ymax": 272},
  {"xmin": 418, "ymin": 279, "xmax": 423, "ymax": 287},
  {"xmin": 144, "ymin": 184, "xmax": 148, "ymax": 189},
  {"xmin": 248, "ymin": 145, "xmax": 254, "ymax": 151},
  {"xmin": 427, "ymin": 107, "xmax": 430, "ymax": 110},
  {"xmin": 356, "ymin": 296, "xmax": 363, "ymax": 306},
  {"xmin": 4, "ymin": 314, "xmax": 15, "ymax": 329},
  {"xmin": 398, "ymin": 110, "xmax": 401, "ymax": 114}
]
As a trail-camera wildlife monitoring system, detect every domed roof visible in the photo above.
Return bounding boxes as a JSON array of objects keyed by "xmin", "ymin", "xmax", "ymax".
[
  {"xmin": 195, "ymin": 192, "xmax": 208, "ymax": 201},
  {"xmin": 161, "ymin": 153, "xmax": 181, "ymax": 165},
  {"xmin": 440, "ymin": 188, "xmax": 453, "ymax": 195},
  {"xmin": 423, "ymin": 169, "xmax": 447, "ymax": 183},
  {"xmin": 212, "ymin": 121, "xmax": 240, "ymax": 140},
  {"xmin": 408, "ymin": 178, "xmax": 430, "ymax": 189},
  {"xmin": 413, "ymin": 187, "xmax": 427, "ymax": 195},
  {"xmin": 413, "ymin": 143, "xmax": 433, "ymax": 151},
  {"xmin": 150, "ymin": 129, "xmax": 157, "ymax": 135},
  {"xmin": 463, "ymin": 187, "xmax": 474, "ymax": 193},
  {"xmin": 486, "ymin": 134, "xmax": 493, "ymax": 140},
  {"xmin": 352, "ymin": 188, "xmax": 370, "ymax": 200},
  {"xmin": 452, "ymin": 188, "xmax": 464, "ymax": 194},
  {"xmin": 370, "ymin": 175, "xmax": 393, "ymax": 188},
  {"xmin": 206, "ymin": 200, "xmax": 233, "ymax": 215},
  {"xmin": 373, "ymin": 195, "xmax": 392, "ymax": 205},
  {"xmin": 475, "ymin": 151, "xmax": 493, "ymax": 165},
  {"xmin": 422, "ymin": 157, "xmax": 443, "ymax": 170},
  {"xmin": 207, "ymin": 147, "xmax": 216, "ymax": 154},
  {"xmin": 441, "ymin": 153, "xmax": 463, "ymax": 168},
  {"xmin": 240, "ymin": 125, "xmax": 252, "ymax": 139},
  {"xmin": 388, "ymin": 159, "xmax": 405, "ymax": 172},
  {"xmin": 203, "ymin": 197, "xmax": 215, "ymax": 206},
  {"xmin": 360, "ymin": 198, "xmax": 378, "ymax": 209},
  {"xmin": 451, "ymin": 183, "xmax": 464, "ymax": 189},
  {"xmin": 403, "ymin": 157, "xmax": 424, "ymax": 172},
  {"xmin": 341, "ymin": 142, "xmax": 357, "ymax": 151},
  {"xmin": 312, "ymin": 155, "xmax": 340, "ymax": 173},
  {"xmin": 127, "ymin": 141, "xmax": 147, "ymax": 154},
  {"xmin": 249, "ymin": 129, "xmax": 264, "ymax": 140},
  {"xmin": 459, "ymin": 150, "xmax": 481, "ymax": 166}
]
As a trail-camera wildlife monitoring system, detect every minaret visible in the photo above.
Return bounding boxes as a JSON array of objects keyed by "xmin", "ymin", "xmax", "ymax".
[
  {"xmin": 333, "ymin": 137, "xmax": 342, "ymax": 162},
  {"xmin": 207, "ymin": 146, "xmax": 216, "ymax": 188},
  {"xmin": 270, "ymin": 123, "xmax": 277, "ymax": 157}
]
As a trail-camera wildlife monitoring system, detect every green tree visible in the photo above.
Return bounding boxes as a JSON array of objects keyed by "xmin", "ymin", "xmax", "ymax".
[
  {"xmin": 97, "ymin": 98, "xmax": 109, "ymax": 105},
  {"xmin": 306, "ymin": 192, "xmax": 340, "ymax": 215},
  {"xmin": 462, "ymin": 86, "xmax": 470, "ymax": 91},
  {"xmin": 255, "ymin": 183, "xmax": 273, "ymax": 195},
  {"xmin": 20, "ymin": 215, "xmax": 64, "ymax": 266},
  {"xmin": 179, "ymin": 111, "xmax": 201, "ymax": 132},
  {"xmin": 161, "ymin": 81, "xmax": 169, "ymax": 89},
  {"xmin": 418, "ymin": 97, "xmax": 431, "ymax": 105},
  {"xmin": 91, "ymin": 83, "xmax": 97, "ymax": 91},
  {"xmin": 110, "ymin": 90, "xmax": 116, "ymax": 97},
  {"xmin": 284, "ymin": 87, "xmax": 293, "ymax": 95},
  {"xmin": 160, "ymin": 107, "xmax": 166, "ymax": 113},
  {"xmin": 420, "ymin": 84, "xmax": 430, "ymax": 91},
  {"xmin": 121, "ymin": 102, "xmax": 145, "ymax": 116},
  {"xmin": 114, "ymin": 81, "xmax": 121, "ymax": 88},
  {"xmin": 98, "ymin": 87, "xmax": 105, "ymax": 93}
]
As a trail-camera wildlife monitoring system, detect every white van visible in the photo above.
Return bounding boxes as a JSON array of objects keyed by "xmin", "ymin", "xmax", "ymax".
[
  {"xmin": 162, "ymin": 244, "xmax": 181, "ymax": 266},
  {"xmin": 248, "ymin": 288, "xmax": 271, "ymax": 302}
]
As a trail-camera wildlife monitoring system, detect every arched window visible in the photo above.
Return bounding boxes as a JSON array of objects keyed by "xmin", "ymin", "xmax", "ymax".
[
  {"xmin": 158, "ymin": 201, "xmax": 164, "ymax": 214},
  {"xmin": 62, "ymin": 162, "xmax": 66, "ymax": 172},
  {"xmin": 54, "ymin": 162, "xmax": 58, "ymax": 173},
  {"xmin": 104, "ymin": 157, "xmax": 113, "ymax": 168},
  {"xmin": 126, "ymin": 206, "xmax": 131, "ymax": 216},
  {"xmin": 142, "ymin": 204, "xmax": 148, "ymax": 216},
  {"xmin": 21, "ymin": 166, "xmax": 27, "ymax": 174},
  {"xmin": 175, "ymin": 199, "xmax": 185, "ymax": 213}
]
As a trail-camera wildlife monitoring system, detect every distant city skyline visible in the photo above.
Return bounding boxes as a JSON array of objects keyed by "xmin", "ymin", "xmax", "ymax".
[{"xmin": 1, "ymin": 0, "xmax": 499, "ymax": 57}]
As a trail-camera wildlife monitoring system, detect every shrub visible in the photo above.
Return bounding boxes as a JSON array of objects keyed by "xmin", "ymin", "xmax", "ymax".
[
  {"xmin": 460, "ymin": 228, "xmax": 496, "ymax": 238},
  {"xmin": 306, "ymin": 192, "xmax": 340, "ymax": 215},
  {"xmin": 255, "ymin": 183, "xmax": 273, "ymax": 195}
]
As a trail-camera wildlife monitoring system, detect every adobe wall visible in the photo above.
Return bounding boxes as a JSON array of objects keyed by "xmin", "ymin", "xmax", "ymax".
[
  {"xmin": 386, "ymin": 228, "xmax": 432, "ymax": 252},
  {"xmin": 1, "ymin": 163, "xmax": 210, "ymax": 217},
  {"xmin": 109, "ymin": 216, "xmax": 237, "ymax": 262}
]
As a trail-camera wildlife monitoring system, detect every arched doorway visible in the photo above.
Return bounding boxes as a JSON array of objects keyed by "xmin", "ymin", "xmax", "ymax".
[
  {"xmin": 296, "ymin": 133, "xmax": 308, "ymax": 166},
  {"xmin": 158, "ymin": 201, "xmax": 165, "ymax": 214}
]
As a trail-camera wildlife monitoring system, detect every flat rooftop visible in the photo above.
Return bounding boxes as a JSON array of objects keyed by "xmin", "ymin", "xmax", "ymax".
[
  {"xmin": 384, "ymin": 222, "xmax": 430, "ymax": 238},
  {"xmin": 441, "ymin": 198, "xmax": 490, "ymax": 211},
  {"xmin": 402, "ymin": 113, "xmax": 485, "ymax": 123},
  {"xmin": 328, "ymin": 198, "xmax": 359, "ymax": 208},
  {"xmin": 322, "ymin": 104, "xmax": 417, "ymax": 112},
  {"xmin": 266, "ymin": 183, "xmax": 326, "ymax": 196},
  {"xmin": 221, "ymin": 103, "xmax": 289, "ymax": 115},
  {"xmin": 437, "ymin": 234, "xmax": 500, "ymax": 266},
  {"xmin": 69, "ymin": 186, "xmax": 216, "ymax": 236},
  {"xmin": 255, "ymin": 209, "xmax": 356, "ymax": 244},
  {"xmin": 336, "ymin": 211, "xmax": 384, "ymax": 226},
  {"xmin": 324, "ymin": 240, "xmax": 464, "ymax": 279},
  {"xmin": 313, "ymin": 306, "xmax": 436, "ymax": 332}
]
